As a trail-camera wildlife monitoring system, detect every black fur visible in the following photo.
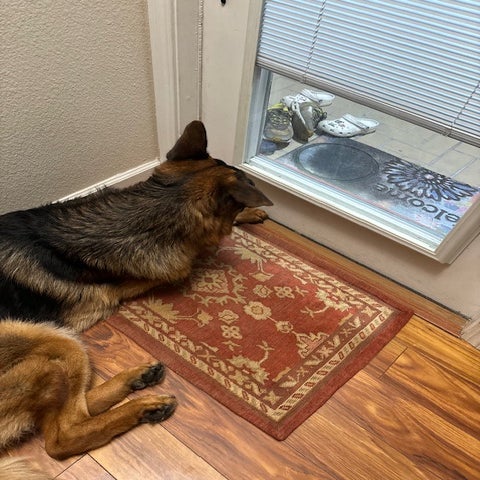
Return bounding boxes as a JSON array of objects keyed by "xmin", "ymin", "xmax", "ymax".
[{"xmin": 0, "ymin": 121, "xmax": 272, "ymax": 331}]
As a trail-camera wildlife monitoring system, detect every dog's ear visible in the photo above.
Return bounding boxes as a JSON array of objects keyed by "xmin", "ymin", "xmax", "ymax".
[
  {"xmin": 166, "ymin": 121, "xmax": 209, "ymax": 161},
  {"xmin": 227, "ymin": 176, "xmax": 273, "ymax": 207}
]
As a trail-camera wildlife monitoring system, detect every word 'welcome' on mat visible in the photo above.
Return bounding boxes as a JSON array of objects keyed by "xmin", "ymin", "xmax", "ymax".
[{"xmin": 108, "ymin": 223, "xmax": 412, "ymax": 440}]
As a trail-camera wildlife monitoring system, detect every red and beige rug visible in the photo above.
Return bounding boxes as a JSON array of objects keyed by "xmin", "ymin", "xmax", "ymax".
[{"xmin": 108, "ymin": 223, "xmax": 412, "ymax": 439}]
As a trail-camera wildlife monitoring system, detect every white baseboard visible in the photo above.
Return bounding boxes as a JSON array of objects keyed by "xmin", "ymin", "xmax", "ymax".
[{"xmin": 58, "ymin": 158, "xmax": 161, "ymax": 202}]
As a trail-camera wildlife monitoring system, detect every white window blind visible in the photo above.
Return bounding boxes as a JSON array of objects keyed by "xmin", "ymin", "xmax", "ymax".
[{"xmin": 257, "ymin": 0, "xmax": 480, "ymax": 147}]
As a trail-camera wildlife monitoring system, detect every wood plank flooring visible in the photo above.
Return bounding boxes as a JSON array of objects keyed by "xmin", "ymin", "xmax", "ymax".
[
  {"xmin": 7, "ymin": 317, "xmax": 479, "ymax": 480},
  {"xmin": 5, "ymin": 224, "xmax": 480, "ymax": 480}
]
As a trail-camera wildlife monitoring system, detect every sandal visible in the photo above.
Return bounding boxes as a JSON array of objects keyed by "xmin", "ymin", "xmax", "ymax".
[{"xmin": 318, "ymin": 114, "xmax": 379, "ymax": 137}]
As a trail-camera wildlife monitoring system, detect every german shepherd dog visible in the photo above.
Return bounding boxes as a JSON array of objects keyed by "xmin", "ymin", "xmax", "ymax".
[{"xmin": 0, "ymin": 121, "xmax": 272, "ymax": 478}]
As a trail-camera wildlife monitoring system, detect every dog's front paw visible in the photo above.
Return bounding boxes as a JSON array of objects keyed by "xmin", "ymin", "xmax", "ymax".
[
  {"xmin": 130, "ymin": 362, "xmax": 166, "ymax": 390},
  {"xmin": 140, "ymin": 396, "xmax": 177, "ymax": 423},
  {"xmin": 234, "ymin": 207, "xmax": 269, "ymax": 225}
]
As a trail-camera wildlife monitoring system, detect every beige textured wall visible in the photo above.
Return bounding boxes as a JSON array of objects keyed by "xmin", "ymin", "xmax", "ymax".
[{"xmin": 1, "ymin": 0, "xmax": 159, "ymax": 213}]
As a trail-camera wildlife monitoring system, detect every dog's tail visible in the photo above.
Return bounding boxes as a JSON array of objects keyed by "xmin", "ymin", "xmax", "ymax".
[{"xmin": 0, "ymin": 457, "xmax": 51, "ymax": 480}]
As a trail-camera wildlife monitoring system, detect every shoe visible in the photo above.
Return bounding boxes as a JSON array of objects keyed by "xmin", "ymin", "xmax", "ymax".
[
  {"xmin": 281, "ymin": 93, "xmax": 311, "ymax": 108},
  {"xmin": 263, "ymin": 103, "xmax": 293, "ymax": 143},
  {"xmin": 290, "ymin": 101, "xmax": 327, "ymax": 143},
  {"xmin": 259, "ymin": 139, "xmax": 289, "ymax": 155},
  {"xmin": 318, "ymin": 114, "xmax": 379, "ymax": 137},
  {"xmin": 282, "ymin": 90, "xmax": 335, "ymax": 108},
  {"xmin": 300, "ymin": 89, "xmax": 335, "ymax": 106}
]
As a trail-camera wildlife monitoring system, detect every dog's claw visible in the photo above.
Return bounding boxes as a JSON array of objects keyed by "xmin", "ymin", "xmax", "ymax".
[
  {"xmin": 140, "ymin": 397, "xmax": 177, "ymax": 423},
  {"xmin": 131, "ymin": 363, "xmax": 166, "ymax": 390}
]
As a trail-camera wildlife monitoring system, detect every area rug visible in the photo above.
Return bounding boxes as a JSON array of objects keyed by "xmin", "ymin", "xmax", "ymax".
[{"xmin": 107, "ymin": 223, "xmax": 413, "ymax": 440}]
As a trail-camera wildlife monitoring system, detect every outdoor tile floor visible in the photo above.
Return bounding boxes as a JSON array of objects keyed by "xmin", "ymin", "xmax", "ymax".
[{"xmin": 265, "ymin": 74, "xmax": 480, "ymax": 187}]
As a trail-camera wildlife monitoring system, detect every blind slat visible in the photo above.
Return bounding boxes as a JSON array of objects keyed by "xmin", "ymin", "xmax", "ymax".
[{"xmin": 257, "ymin": 0, "xmax": 480, "ymax": 146}]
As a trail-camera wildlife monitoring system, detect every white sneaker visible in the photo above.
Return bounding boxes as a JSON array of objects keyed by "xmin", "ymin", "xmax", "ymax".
[
  {"xmin": 300, "ymin": 89, "xmax": 335, "ymax": 106},
  {"xmin": 281, "ymin": 93, "xmax": 310, "ymax": 109}
]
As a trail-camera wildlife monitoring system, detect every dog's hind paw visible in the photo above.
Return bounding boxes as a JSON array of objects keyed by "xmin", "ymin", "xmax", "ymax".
[
  {"xmin": 140, "ymin": 396, "xmax": 177, "ymax": 423},
  {"xmin": 130, "ymin": 363, "xmax": 166, "ymax": 390}
]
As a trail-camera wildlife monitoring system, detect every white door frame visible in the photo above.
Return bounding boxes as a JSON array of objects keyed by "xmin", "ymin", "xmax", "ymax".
[{"xmin": 147, "ymin": 0, "xmax": 203, "ymax": 158}]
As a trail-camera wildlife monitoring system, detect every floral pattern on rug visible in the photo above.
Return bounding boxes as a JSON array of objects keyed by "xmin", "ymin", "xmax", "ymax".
[{"xmin": 117, "ymin": 227, "xmax": 403, "ymax": 424}]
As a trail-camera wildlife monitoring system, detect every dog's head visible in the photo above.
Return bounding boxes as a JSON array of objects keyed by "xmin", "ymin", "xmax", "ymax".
[{"xmin": 154, "ymin": 121, "xmax": 273, "ymax": 216}]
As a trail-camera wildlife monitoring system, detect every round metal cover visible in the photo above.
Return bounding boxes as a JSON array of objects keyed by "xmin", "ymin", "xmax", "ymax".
[{"xmin": 293, "ymin": 143, "xmax": 378, "ymax": 181}]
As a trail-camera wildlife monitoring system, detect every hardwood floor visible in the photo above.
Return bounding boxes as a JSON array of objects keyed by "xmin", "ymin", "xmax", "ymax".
[{"xmin": 6, "ymin": 225, "xmax": 480, "ymax": 480}]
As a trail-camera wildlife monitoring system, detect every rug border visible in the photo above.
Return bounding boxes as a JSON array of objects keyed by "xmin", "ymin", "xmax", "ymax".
[{"xmin": 107, "ymin": 225, "xmax": 413, "ymax": 440}]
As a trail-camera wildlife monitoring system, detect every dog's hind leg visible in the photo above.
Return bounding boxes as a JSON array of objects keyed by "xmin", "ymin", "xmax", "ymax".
[
  {"xmin": 41, "ymin": 351, "xmax": 175, "ymax": 459},
  {"xmin": 42, "ymin": 393, "xmax": 177, "ymax": 459},
  {"xmin": 85, "ymin": 362, "xmax": 166, "ymax": 415},
  {"xmin": 0, "ymin": 357, "xmax": 67, "ymax": 450},
  {"xmin": 63, "ymin": 280, "xmax": 161, "ymax": 332}
]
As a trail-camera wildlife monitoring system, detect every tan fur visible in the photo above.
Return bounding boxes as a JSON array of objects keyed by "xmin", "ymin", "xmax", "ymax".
[{"xmin": 0, "ymin": 320, "xmax": 176, "ymax": 464}]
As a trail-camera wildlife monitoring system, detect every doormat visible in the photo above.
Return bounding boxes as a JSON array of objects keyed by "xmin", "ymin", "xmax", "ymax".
[
  {"xmin": 273, "ymin": 136, "xmax": 480, "ymax": 240},
  {"xmin": 107, "ymin": 224, "xmax": 412, "ymax": 440}
]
